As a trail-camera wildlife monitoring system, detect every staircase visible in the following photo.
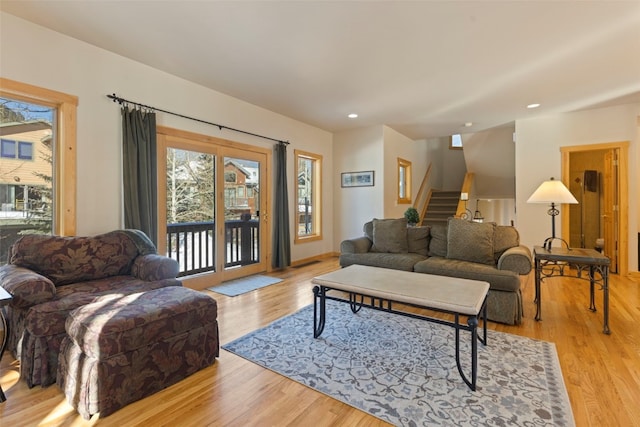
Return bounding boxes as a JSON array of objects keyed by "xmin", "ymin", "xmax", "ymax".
[{"xmin": 422, "ymin": 190, "xmax": 460, "ymax": 226}]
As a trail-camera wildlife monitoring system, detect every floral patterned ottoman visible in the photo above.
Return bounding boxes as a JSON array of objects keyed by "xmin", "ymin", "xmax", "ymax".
[{"xmin": 56, "ymin": 286, "xmax": 219, "ymax": 419}]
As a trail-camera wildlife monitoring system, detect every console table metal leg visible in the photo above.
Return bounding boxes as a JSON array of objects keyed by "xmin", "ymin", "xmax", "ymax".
[
  {"xmin": 589, "ymin": 265, "xmax": 597, "ymax": 312},
  {"xmin": 603, "ymin": 266, "xmax": 610, "ymax": 334},
  {"xmin": 535, "ymin": 259, "xmax": 542, "ymax": 321}
]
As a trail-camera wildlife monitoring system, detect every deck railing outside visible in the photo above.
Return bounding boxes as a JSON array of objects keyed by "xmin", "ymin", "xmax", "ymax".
[{"xmin": 166, "ymin": 218, "xmax": 259, "ymax": 277}]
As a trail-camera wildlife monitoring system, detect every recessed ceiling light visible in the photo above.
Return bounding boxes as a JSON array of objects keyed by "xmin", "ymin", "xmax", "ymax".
[
  {"xmin": 527, "ymin": 103, "xmax": 541, "ymax": 109},
  {"xmin": 348, "ymin": 113, "xmax": 358, "ymax": 119},
  {"xmin": 464, "ymin": 122, "xmax": 473, "ymax": 127}
]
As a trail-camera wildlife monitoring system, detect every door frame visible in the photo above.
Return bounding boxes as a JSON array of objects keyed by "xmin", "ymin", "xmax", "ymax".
[
  {"xmin": 156, "ymin": 126, "xmax": 272, "ymax": 290},
  {"xmin": 561, "ymin": 141, "xmax": 629, "ymax": 276}
]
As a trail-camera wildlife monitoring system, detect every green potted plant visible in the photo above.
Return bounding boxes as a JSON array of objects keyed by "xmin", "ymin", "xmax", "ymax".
[{"xmin": 404, "ymin": 207, "xmax": 420, "ymax": 226}]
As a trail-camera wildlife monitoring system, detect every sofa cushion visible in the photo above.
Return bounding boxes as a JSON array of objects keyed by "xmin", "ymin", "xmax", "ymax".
[
  {"xmin": 446, "ymin": 218, "xmax": 495, "ymax": 265},
  {"xmin": 339, "ymin": 252, "xmax": 426, "ymax": 271},
  {"xmin": 371, "ymin": 218, "xmax": 408, "ymax": 253},
  {"xmin": 10, "ymin": 231, "xmax": 140, "ymax": 286},
  {"xmin": 494, "ymin": 226, "xmax": 520, "ymax": 260},
  {"xmin": 427, "ymin": 224, "xmax": 448, "ymax": 257},
  {"xmin": 414, "ymin": 257, "xmax": 521, "ymax": 293},
  {"xmin": 407, "ymin": 226, "xmax": 430, "ymax": 256},
  {"xmin": 363, "ymin": 221, "xmax": 374, "ymax": 240}
]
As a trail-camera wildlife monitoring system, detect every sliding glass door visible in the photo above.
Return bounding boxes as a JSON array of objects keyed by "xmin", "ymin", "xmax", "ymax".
[{"xmin": 157, "ymin": 128, "xmax": 269, "ymax": 288}]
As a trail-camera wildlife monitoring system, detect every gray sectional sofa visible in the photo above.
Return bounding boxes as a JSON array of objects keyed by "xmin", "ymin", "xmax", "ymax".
[{"xmin": 339, "ymin": 217, "xmax": 532, "ymax": 325}]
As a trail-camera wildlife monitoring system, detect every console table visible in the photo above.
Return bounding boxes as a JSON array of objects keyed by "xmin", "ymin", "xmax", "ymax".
[{"xmin": 533, "ymin": 246, "xmax": 610, "ymax": 334}]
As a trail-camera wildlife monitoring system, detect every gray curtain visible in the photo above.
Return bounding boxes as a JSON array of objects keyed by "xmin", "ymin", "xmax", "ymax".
[
  {"xmin": 272, "ymin": 142, "xmax": 291, "ymax": 268},
  {"xmin": 122, "ymin": 107, "xmax": 158, "ymax": 246}
]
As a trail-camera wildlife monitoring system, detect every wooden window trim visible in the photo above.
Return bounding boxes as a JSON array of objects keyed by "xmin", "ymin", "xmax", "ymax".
[
  {"xmin": 397, "ymin": 157, "xmax": 412, "ymax": 204},
  {"xmin": 294, "ymin": 149, "xmax": 322, "ymax": 243}
]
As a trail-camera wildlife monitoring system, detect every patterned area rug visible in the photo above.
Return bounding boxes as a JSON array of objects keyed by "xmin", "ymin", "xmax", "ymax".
[
  {"xmin": 223, "ymin": 301, "xmax": 575, "ymax": 426},
  {"xmin": 208, "ymin": 275, "xmax": 282, "ymax": 296}
]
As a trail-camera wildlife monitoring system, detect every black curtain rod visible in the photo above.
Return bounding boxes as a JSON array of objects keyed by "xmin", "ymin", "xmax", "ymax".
[{"xmin": 107, "ymin": 93, "xmax": 289, "ymax": 145}]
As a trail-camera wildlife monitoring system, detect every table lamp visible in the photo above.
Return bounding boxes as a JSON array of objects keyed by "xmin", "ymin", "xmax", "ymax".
[{"xmin": 527, "ymin": 177, "xmax": 578, "ymax": 250}]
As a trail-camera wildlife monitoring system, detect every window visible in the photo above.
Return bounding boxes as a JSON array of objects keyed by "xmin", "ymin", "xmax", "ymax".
[
  {"xmin": 18, "ymin": 141, "xmax": 34, "ymax": 160},
  {"xmin": 0, "ymin": 78, "xmax": 78, "ymax": 246},
  {"xmin": 0, "ymin": 139, "xmax": 16, "ymax": 158},
  {"xmin": 295, "ymin": 149, "xmax": 322, "ymax": 242},
  {"xmin": 397, "ymin": 158, "xmax": 412, "ymax": 204},
  {"xmin": 1, "ymin": 140, "xmax": 33, "ymax": 160},
  {"xmin": 450, "ymin": 134, "xmax": 463, "ymax": 149},
  {"xmin": 224, "ymin": 171, "xmax": 236, "ymax": 183}
]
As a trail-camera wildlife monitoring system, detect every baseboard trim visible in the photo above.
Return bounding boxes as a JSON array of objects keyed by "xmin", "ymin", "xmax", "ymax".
[{"xmin": 290, "ymin": 252, "xmax": 338, "ymax": 268}]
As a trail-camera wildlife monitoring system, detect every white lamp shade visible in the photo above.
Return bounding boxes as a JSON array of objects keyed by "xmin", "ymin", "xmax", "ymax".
[{"xmin": 527, "ymin": 178, "xmax": 578, "ymax": 204}]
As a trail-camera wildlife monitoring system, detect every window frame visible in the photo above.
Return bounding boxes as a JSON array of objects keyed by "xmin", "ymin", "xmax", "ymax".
[
  {"xmin": 450, "ymin": 134, "xmax": 463, "ymax": 150},
  {"xmin": 397, "ymin": 157, "xmax": 412, "ymax": 204},
  {"xmin": 0, "ymin": 78, "xmax": 78, "ymax": 235},
  {"xmin": 294, "ymin": 149, "xmax": 322, "ymax": 243}
]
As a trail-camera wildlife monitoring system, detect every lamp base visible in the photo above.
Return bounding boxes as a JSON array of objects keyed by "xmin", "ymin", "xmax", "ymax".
[{"xmin": 542, "ymin": 237, "xmax": 572, "ymax": 251}]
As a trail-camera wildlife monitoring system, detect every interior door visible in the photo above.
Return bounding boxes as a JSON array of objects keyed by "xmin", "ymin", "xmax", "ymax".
[{"xmin": 562, "ymin": 142, "xmax": 628, "ymax": 275}]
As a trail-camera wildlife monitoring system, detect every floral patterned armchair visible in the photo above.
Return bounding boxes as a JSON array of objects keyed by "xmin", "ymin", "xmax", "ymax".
[{"xmin": 0, "ymin": 229, "xmax": 181, "ymax": 387}]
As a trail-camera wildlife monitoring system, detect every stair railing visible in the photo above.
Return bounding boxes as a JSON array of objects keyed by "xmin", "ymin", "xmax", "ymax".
[
  {"xmin": 414, "ymin": 163, "xmax": 432, "ymax": 223},
  {"xmin": 455, "ymin": 172, "xmax": 475, "ymax": 218}
]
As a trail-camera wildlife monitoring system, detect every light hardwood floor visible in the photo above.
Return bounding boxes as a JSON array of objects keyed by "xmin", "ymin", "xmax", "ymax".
[{"xmin": 1, "ymin": 257, "xmax": 639, "ymax": 426}]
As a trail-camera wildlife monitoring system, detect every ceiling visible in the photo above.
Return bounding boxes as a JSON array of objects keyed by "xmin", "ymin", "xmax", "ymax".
[{"xmin": 2, "ymin": 1, "xmax": 640, "ymax": 139}]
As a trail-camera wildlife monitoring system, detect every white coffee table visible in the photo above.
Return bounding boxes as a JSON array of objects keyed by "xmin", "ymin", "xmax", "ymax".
[{"xmin": 311, "ymin": 264, "xmax": 489, "ymax": 391}]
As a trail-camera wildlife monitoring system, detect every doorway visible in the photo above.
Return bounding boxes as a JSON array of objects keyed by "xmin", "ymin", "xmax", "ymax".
[
  {"xmin": 156, "ymin": 126, "xmax": 271, "ymax": 290},
  {"xmin": 561, "ymin": 142, "xmax": 629, "ymax": 275}
]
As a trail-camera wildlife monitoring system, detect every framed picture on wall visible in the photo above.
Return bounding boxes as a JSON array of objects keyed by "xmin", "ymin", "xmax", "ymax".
[{"xmin": 341, "ymin": 170, "xmax": 375, "ymax": 188}]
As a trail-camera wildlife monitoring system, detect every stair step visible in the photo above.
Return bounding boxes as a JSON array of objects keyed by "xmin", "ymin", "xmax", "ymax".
[{"xmin": 424, "ymin": 190, "xmax": 459, "ymax": 227}]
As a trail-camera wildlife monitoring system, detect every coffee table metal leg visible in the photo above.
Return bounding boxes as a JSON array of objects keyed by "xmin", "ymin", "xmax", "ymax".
[
  {"xmin": 455, "ymin": 314, "xmax": 480, "ymax": 391},
  {"xmin": 348, "ymin": 292, "xmax": 364, "ymax": 313},
  {"xmin": 313, "ymin": 286, "xmax": 326, "ymax": 338}
]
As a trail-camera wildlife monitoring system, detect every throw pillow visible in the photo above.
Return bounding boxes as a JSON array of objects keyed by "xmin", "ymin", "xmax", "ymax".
[
  {"xmin": 407, "ymin": 226, "xmax": 430, "ymax": 256},
  {"xmin": 363, "ymin": 221, "xmax": 374, "ymax": 241},
  {"xmin": 427, "ymin": 224, "xmax": 448, "ymax": 257},
  {"xmin": 371, "ymin": 218, "xmax": 408, "ymax": 253},
  {"xmin": 494, "ymin": 226, "xmax": 520, "ymax": 260},
  {"xmin": 446, "ymin": 218, "xmax": 496, "ymax": 265}
]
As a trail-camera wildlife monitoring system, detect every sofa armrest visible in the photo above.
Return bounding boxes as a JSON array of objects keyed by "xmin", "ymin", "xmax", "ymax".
[
  {"xmin": 497, "ymin": 245, "xmax": 532, "ymax": 275},
  {"xmin": 0, "ymin": 264, "xmax": 55, "ymax": 308},
  {"xmin": 340, "ymin": 237, "xmax": 373, "ymax": 254},
  {"xmin": 132, "ymin": 254, "xmax": 180, "ymax": 281}
]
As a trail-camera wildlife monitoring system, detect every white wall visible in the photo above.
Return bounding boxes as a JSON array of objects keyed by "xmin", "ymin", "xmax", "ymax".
[
  {"xmin": 333, "ymin": 126, "xmax": 384, "ymax": 244},
  {"xmin": 438, "ymin": 140, "xmax": 467, "ymax": 190},
  {"xmin": 515, "ymin": 103, "xmax": 640, "ymax": 271},
  {"xmin": 0, "ymin": 13, "xmax": 334, "ymax": 263},
  {"xmin": 333, "ymin": 125, "xmax": 430, "ymax": 246},
  {"xmin": 462, "ymin": 125, "xmax": 515, "ymax": 198},
  {"xmin": 382, "ymin": 126, "xmax": 429, "ymax": 219}
]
